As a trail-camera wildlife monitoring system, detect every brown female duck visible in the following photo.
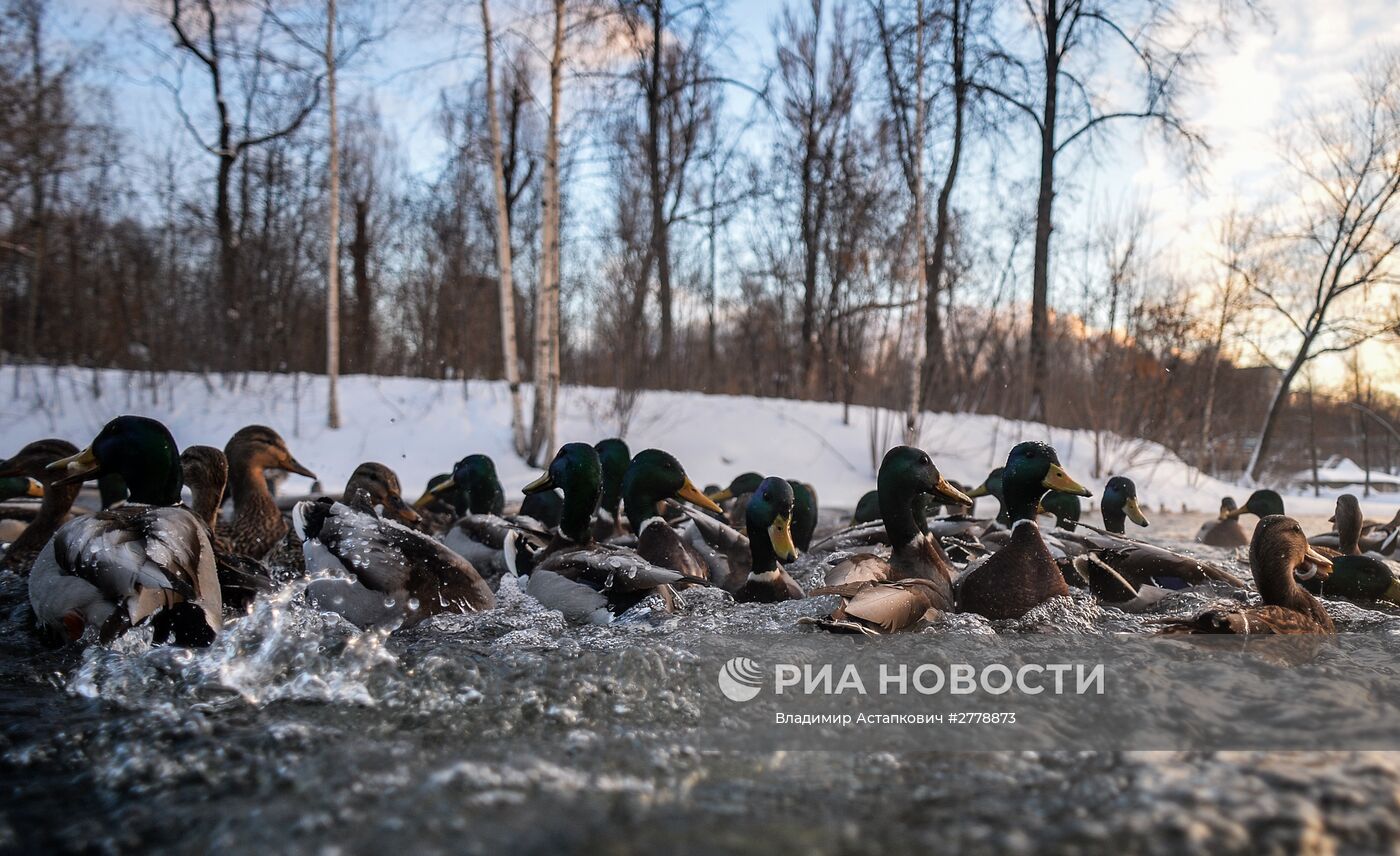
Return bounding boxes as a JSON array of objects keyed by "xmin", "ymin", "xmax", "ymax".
[
  {"xmin": 1196, "ymin": 497, "xmax": 1249, "ymax": 548},
  {"xmin": 956, "ymin": 442, "xmax": 1092, "ymax": 620},
  {"xmin": 0, "ymin": 440, "xmax": 82, "ymax": 575},
  {"xmin": 180, "ymin": 445, "xmax": 276, "ymax": 611},
  {"xmin": 1164, "ymin": 515, "xmax": 1335, "ymax": 634},
  {"xmin": 222, "ymin": 425, "xmax": 316, "ymax": 559}
]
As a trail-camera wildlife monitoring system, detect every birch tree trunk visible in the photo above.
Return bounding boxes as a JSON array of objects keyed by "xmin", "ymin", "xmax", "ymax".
[
  {"xmin": 325, "ymin": 0, "xmax": 341, "ymax": 429},
  {"xmin": 481, "ymin": 0, "xmax": 527, "ymax": 458},
  {"xmin": 903, "ymin": 0, "xmax": 927, "ymax": 446},
  {"xmin": 529, "ymin": 0, "xmax": 564, "ymax": 464}
]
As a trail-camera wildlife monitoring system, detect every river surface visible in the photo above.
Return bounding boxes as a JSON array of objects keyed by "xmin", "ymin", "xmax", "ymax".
[{"xmin": 4, "ymin": 511, "xmax": 1400, "ymax": 855}]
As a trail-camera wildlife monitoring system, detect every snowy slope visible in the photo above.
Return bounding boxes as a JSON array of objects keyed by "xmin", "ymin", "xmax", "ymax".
[{"xmin": 1, "ymin": 365, "xmax": 1393, "ymax": 517}]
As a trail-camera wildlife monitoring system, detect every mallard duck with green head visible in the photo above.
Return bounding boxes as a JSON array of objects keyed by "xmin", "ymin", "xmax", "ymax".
[
  {"xmin": 418, "ymin": 454, "xmax": 548, "ymax": 587},
  {"xmin": 708, "ymin": 471, "xmax": 763, "ymax": 528},
  {"xmin": 729, "ymin": 477, "xmax": 802, "ymax": 603},
  {"xmin": 0, "ymin": 440, "xmax": 81, "ymax": 575},
  {"xmin": 967, "ymin": 467, "xmax": 1009, "ymax": 526},
  {"xmin": 819, "ymin": 447, "xmax": 971, "ymax": 594},
  {"xmin": 622, "ymin": 448, "xmax": 726, "ymax": 581},
  {"xmin": 788, "ymin": 479, "xmax": 819, "ymax": 552},
  {"xmin": 31, "ymin": 416, "xmax": 222, "ymax": 646},
  {"xmin": 512, "ymin": 444, "xmax": 716, "ymax": 623},
  {"xmin": 294, "ymin": 461, "xmax": 492, "ymax": 629},
  {"xmin": 955, "ymin": 442, "xmax": 1092, "ymax": 620},
  {"xmin": 592, "ymin": 437, "xmax": 631, "ymax": 539},
  {"xmin": 1163, "ymin": 515, "xmax": 1335, "ymax": 634},
  {"xmin": 805, "ymin": 449, "xmax": 971, "ymax": 635}
]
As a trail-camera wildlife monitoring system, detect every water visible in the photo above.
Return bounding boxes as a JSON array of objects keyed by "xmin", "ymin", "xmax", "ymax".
[{"xmin": 5, "ymin": 512, "xmax": 1400, "ymax": 854}]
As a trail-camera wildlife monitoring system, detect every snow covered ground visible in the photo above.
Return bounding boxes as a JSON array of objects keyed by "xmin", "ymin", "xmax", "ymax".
[{"xmin": 1, "ymin": 364, "xmax": 1395, "ymax": 517}]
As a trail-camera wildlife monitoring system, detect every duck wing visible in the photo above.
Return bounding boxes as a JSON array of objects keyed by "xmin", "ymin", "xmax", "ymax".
[{"xmin": 42, "ymin": 507, "xmax": 222, "ymax": 641}]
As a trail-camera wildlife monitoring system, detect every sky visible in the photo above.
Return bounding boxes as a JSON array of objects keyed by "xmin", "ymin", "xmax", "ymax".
[{"xmin": 60, "ymin": 0, "xmax": 1400, "ymax": 394}]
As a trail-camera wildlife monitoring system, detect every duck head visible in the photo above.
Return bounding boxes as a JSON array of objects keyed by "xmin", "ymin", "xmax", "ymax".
[
  {"xmin": 621, "ymin": 449, "xmax": 723, "ymax": 533},
  {"xmin": 746, "ymin": 476, "xmax": 798, "ymax": 572},
  {"xmin": 1250, "ymin": 514, "xmax": 1333, "ymax": 605},
  {"xmin": 345, "ymin": 462, "xmax": 420, "ymax": 526},
  {"xmin": 416, "ymin": 454, "xmax": 504, "ymax": 515},
  {"xmin": 1101, "ymin": 476, "xmax": 1149, "ymax": 534},
  {"xmin": 525, "ymin": 442, "xmax": 603, "ymax": 543},
  {"xmin": 594, "ymin": 438, "xmax": 631, "ymax": 519},
  {"xmin": 420, "ymin": 473, "xmax": 465, "ymax": 517},
  {"xmin": 1000, "ymin": 442, "xmax": 1091, "ymax": 524},
  {"xmin": 709, "ymin": 472, "xmax": 763, "ymax": 503},
  {"xmin": 1039, "ymin": 491, "xmax": 1082, "ymax": 531},
  {"xmin": 787, "ymin": 479, "xmax": 818, "ymax": 552},
  {"xmin": 1228, "ymin": 489, "xmax": 1285, "ymax": 520},
  {"xmin": 0, "ymin": 439, "xmax": 79, "ymax": 486},
  {"xmin": 967, "ymin": 466, "xmax": 1007, "ymax": 524},
  {"xmin": 49, "ymin": 416, "xmax": 184, "ymax": 505},
  {"xmin": 1217, "ymin": 496, "xmax": 1238, "ymax": 520},
  {"xmin": 1331, "ymin": 493, "xmax": 1363, "ymax": 556},
  {"xmin": 876, "ymin": 446, "xmax": 973, "ymax": 545},
  {"xmin": 224, "ymin": 425, "xmax": 316, "ymax": 480}
]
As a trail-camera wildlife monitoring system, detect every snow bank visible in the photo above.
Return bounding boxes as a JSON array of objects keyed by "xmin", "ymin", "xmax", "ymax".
[{"xmin": 2, "ymin": 365, "xmax": 1393, "ymax": 516}]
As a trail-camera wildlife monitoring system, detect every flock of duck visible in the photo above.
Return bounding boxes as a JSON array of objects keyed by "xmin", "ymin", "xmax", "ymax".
[{"xmin": 3, "ymin": 414, "xmax": 1400, "ymax": 647}]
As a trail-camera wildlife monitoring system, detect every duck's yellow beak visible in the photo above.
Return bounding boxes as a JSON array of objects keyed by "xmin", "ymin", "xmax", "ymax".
[
  {"xmin": 522, "ymin": 471, "xmax": 555, "ymax": 495},
  {"xmin": 24, "ymin": 477, "xmax": 43, "ymax": 498},
  {"xmin": 282, "ymin": 456, "xmax": 317, "ymax": 480},
  {"xmin": 1383, "ymin": 577, "xmax": 1400, "ymax": 605},
  {"xmin": 676, "ymin": 477, "xmax": 724, "ymax": 514},
  {"xmin": 707, "ymin": 486, "xmax": 734, "ymax": 502},
  {"xmin": 934, "ymin": 475, "xmax": 973, "ymax": 507},
  {"xmin": 1225, "ymin": 506, "xmax": 1246, "ymax": 520},
  {"xmin": 413, "ymin": 476, "xmax": 455, "ymax": 509},
  {"xmin": 1304, "ymin": 545, "xmax": 1334, "ymax": 570},
  {"xmin": 1042, "ymin": 464, "xmax": 1091, "ymax": 497},
  {"xmin": 966, "ymin": 482, "xmax": 991, "ymax": 498},
  {"xmin": 1126, "ymin": 495, "xmax": 1149, "ymax": 527},
  {"xmin": 768, "ymin": 513, "xmax": 797, "ymax": 562},
  {"xmin": 47, "ymin": 447, "xmax": 100, "ymax": 486}
]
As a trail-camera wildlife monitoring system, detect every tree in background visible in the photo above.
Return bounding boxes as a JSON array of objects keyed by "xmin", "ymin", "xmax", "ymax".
[{"xmin": 1245, "ymin": 53, "xmax": 1400, "ymax": 482}]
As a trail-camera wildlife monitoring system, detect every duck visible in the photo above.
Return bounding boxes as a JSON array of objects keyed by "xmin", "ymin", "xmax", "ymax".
[
  {"xmin": 708, "ymin": 472, "xmax": 763, "ymax": 527},
  {"xmin": 806, "ymin": 447, "xmax": 972, "ymax": 633},
  {"xmin": 955, "ymin": 442, "xmax": 1092, "ymax": 620},
  {"xmin": 31, "ymin": 416, "xmax": 222, "ymax": 646},
  {"xmin": 728, "ymin": 478, "xmax": 803, "ymax": 603},
  {"xmin": 180, "ymin": 445, "xmax": 276, "ymax": 611},
  {"xmin": 0, "ymin": 440, "xmax": 82, "ymax": 575},
  {"xmin": 1057, "ymin": 476, "xmax": 1242, "ymax": 591},
  {"xmin": 0, "ymin": 475, "xmax": 44, "ymax": 543},
  {"xmin": 424, "ymin": 454, "xmax": 549, "ymax": 587},
  {"xmin": 1196, "ymin": 497, "xmax": 1248, "ymax": 547},
  {"xmin": 1300, "ymin": 494, "xmax": 1400, "ymax": 605},
  {"xmin": 966, "ymin": 467, "xmax": 1009, "ymax": 526},
  {"xmin": 222, "ymin": 425, "xmax": 317, "ymax": 560},
  {"xmin": 788, "ymin": 479, "xmax": 819, "ymax": 552},
  {"xmin": 622, "ymin": 448, "xmax": 726, "ymax": 580},
  {"xmin": 1162, "ymin": 515, "xmax": 1335, "ymax": 634},
  {"xmin": 592, "ymin": 437, "xmax": 631, "ymax": 539},
  {"xmin": 293, "ymin": 461, "xmax": 493, "ymax": 629},
  {"xmin": 416, "ymin": 473, "xmax": 463, "ymax": 535},
  {"xmin": 1039, "ymin": 490, "xmax": 1082, "ymax": 531},
  {"xmin": 513, "ymin": 443, "xmax": 713, "ymax": 623},
  {"xmin": 1229, "ymin": 489, "xmax": 1285, "ymax": 521}
]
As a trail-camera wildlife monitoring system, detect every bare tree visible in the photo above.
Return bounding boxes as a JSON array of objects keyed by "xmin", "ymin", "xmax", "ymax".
[
  {"xmin": 529, "ymin": 0, "xmax": 565, "ymax": 464},
  {"xmin": 481, "ymin": 0, "xmax": 527, "ymax": 457},
  {"xmin": 325, "ymin": 0, "xmax": 340, "ymax": 428},
  {"xmin": 977, "ymin": 0, "xmax": 1212, "ymax": 422},
  {"xmin": 166, "ymin": 0, "xmax": 324, "ymax": 364},
  {"xmin": 1244, "ymin": 54, "xmax": 1400, "ymax": 481}
]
